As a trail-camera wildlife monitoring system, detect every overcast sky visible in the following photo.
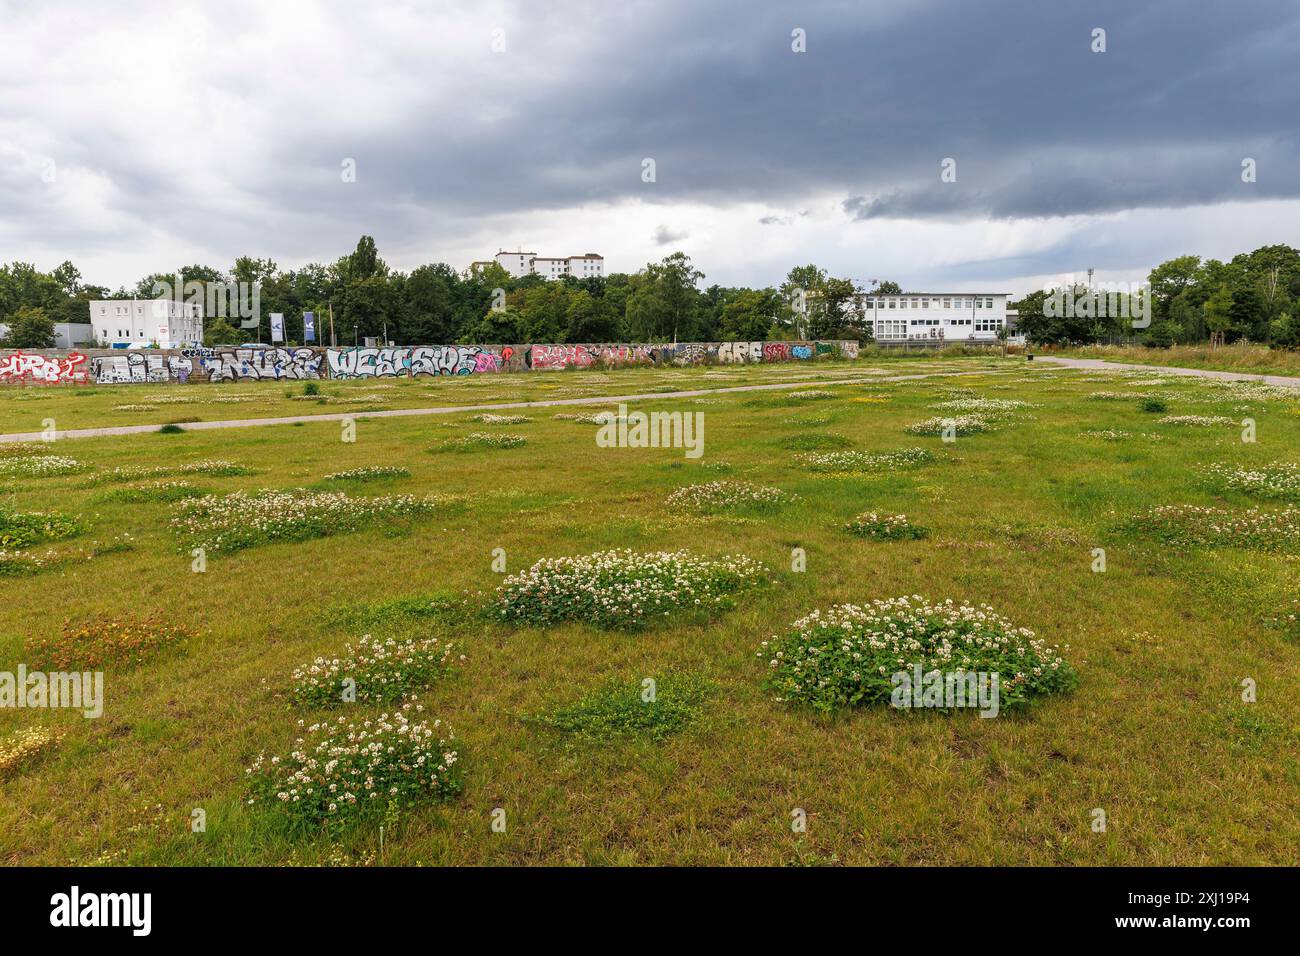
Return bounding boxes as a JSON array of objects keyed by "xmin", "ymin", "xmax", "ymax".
[{"xmin": 2, "ymin": 0, "xmax": 1298, "ymax": 296}]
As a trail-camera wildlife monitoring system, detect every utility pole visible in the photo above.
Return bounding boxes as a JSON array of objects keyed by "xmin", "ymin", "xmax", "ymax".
[{"xmin": 328, "ymin": 303, "xmax": 336, "ymax": 347}]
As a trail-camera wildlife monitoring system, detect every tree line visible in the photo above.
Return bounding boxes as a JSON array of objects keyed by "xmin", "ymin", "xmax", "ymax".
[
  {"xmin": 0, "ymin": 237, "xmax": 888, "ymax": 350},
  {"xmin": 1013, "ymin": 243, "xmax": 1300, "ymax": 348}
]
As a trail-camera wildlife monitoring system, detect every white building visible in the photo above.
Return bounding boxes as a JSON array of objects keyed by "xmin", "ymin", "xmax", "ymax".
[
  {"xmin": 856, "ymin": 293, "xmax": 1011, "ymax": 342},
  {"xmin": 89, "ymin": 299, "xmax": 203, "ymax": 348},
  {"xmin": 484, "ymin": 250, "xmax": 605, "ymax": 280}
]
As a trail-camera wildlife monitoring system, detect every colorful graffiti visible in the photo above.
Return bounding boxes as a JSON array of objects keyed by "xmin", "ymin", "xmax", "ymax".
[
  {"xmin": 529, "ymin": 345, "xmax": 594, "ymax": 370},
  {"xmin": 326, "ymin": 345, "xmax": 500, "ymax": 379},
  {"xmin": 0, "ymin": 351, "xmax": 88, "ymax": 384},
  {"xmin": 0, "ymin": 341, "xmax": 859, "ymax": 386}
]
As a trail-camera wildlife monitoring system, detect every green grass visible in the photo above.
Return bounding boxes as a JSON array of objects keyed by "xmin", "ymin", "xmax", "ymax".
[{"xmin": 1, "ymin": 354, "xmax": 1299, "ymax": 865}]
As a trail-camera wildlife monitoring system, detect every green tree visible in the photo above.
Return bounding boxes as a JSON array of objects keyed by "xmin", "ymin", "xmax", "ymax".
[
  {"xmin": 626, "ymin": 252, "xmax": 704, "ymax": 342},
  {"xmin": 3, "ymin": 306, "xmax": 56, "ymax": 348},
  {"xmin": 203, "ymin": 316, "xmax": 242, "ymax": 346}
]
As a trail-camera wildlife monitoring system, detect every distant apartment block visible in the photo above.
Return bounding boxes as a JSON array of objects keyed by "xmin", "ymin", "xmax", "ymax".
[
  {"xmin": 856, "ymin": 293, "xmax": 1011, "ymax": 341},
  {"xmin": 89, "ymin": 299, "xmax": 203, "ymax": 348},
  {"xmin": 472, "ymin": 250, "xmax": 605, "ymax": 280}
]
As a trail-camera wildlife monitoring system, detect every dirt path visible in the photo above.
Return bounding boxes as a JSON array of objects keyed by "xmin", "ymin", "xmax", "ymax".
[
  {"xmin": 1035, "ymin": 355, "xmax": 1300, "ymax": 388},
  {"xmin": 0, "ymin": 368, "xmax": 994, "ymax": 443}
]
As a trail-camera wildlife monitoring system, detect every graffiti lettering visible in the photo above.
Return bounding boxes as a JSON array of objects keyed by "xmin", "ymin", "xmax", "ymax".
[
  {"xmin": 326, "ymin": 346, "xmax": 498, "ymax": 379},
  {"xmin": 529, "ymin": 344, "xmax": 594, "ymax": 370},
  {"xmin": 0, "ymin": 351, "xmax": 88, "ymax": 384},
  {"xmin": 202, "ymin": 348, "xmax": 322, "ymax": 382}
]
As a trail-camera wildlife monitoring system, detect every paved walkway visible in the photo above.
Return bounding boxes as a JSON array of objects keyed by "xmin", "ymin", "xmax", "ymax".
[
  {"xmin": 1035, "ymin": 355, "xmax": 1300, "ymax": 388},
  {"xmin": 0, "ymin": 368, "xmax": 985, "ymax": 443}
]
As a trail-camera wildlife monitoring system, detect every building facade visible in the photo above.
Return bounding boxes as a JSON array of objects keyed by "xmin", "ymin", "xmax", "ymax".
[
  {"xmin": 89, "ymin": 299, "xmax": 203, "ymax": 348},
  {"xmin": 482, "ymin": 250, "xmax": 605, "ymax": 280},
  {"xmin": 856, "ymin": 293, "xmax": 1011, "ymax": 341}
]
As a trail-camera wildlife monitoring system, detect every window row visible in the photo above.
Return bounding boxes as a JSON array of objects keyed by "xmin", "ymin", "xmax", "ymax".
[{"xmin": 867, "ymin": 297, "xmax": 995, "ymax": 310}]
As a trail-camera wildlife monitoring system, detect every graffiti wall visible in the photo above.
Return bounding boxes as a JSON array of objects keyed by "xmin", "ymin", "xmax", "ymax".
[
  {"xmin": 0, "ymin": 341, "xmax": 859, "ymax": 385},
  {"xmin": 328, "ymin": 345, "xmax": 501, "ymax": 379},
  {"xmin": 0, "ymin": 351, "xmax": 89, "ymax": 384}
]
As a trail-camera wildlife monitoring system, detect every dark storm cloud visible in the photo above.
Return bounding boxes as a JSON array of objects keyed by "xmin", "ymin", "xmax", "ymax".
[{"xmin": 263, "ymin": 0, "xmax": 1300, "ymax": 223}]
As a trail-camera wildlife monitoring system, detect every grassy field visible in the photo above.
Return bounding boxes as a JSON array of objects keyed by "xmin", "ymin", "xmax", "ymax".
[
  {"xmin": 2, "ymin": 355, "xmax": 1298, "ymax": 866},
  {"xmin": 0, "ymin": 355, "xmax": 1003, "ymax": 433},
  {"xmin": 1057, "ymin": 342, "xmax": 1300, "ymax": 377}
]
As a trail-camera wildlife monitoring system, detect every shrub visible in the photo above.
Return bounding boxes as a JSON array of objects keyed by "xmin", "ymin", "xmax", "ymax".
[
  {"xmin": 327, "ymin": 592, "xmax": 475, "ymax": 632},
  {"xmin": 846, "ymin": 512, "xmax": 929, "ymax": 540},
  {"xmin": 1205, "ymin": 462, "xmax": 1300, "ymax": 500},
  {"xmin": 98, "ymin": 480, "xmax": 209, "ymax": 503},
  {"xmin": 0, "ymin": 727, "xmax": 63, "ymax": 777},
  {"xmin": 797, "ymin": 447, "xmax": 933, "ymax": 474},
  {"xmin": 760, "ymin": 597, "xmax": 1078, "ymax": 713},
  {"xmin": 1124, "ymin": 504, "xmax": 1300, "ymax": 552},
  {"xmin": 780, "ymin": 433, "xmax": 852, "ymax": 451},
  {"xmin": 665, "ymin": 480, "xmax": 795, "ymax": 514},
  {"xmin": 323, "ymin": 466, "xmax": 411, "ymax": 482},
  {"xmin": 929, "ymin": 398, "xmax": 1035, "ymax": 413},
  {"xmin": 171, "ymin": 489, "xmax": 450, "ymax": 554},
  {"xmin": 303, "ymin": 381, "xmax": 320, "ymax": 396},
  {"xmin": 435, "ymin": 432, "xmax": 526, "ymax": 451},
  {"xmin": 26, "ymin": 615, "xmax": 192, "ymax": 670},
  {"xmin": 292, "ymin": 633, "xmax": 464, "ymax": 706},
  {"xmin": 1139, "ymin": 397, "xmax": 1168, "ymax": 413},
  {"xmin": 92, "ymin": 460, "xmax": 254, "ymax": 484},
  {"xmin": 1158, "ymin": 414, "xmax": 1235, "ymax": 427},
  {"xmin": 535, "ymin": 673, "xmax": 713, "ymax": 741},
  {"xmin": 245, "ymin": 701, "xmax": 462, "ymax": 828},
  {"xmin": 787, "ymin": 390, "xmax": 835, "ymax": 400},
  {"xmin": 0, "ymin": 455, "xmax": 83, "ymax": 478},
  {"xmin": 496, "ymin": 549, "xmax": 768, "ymax": 630},
  {"xmin": 157, "ymin": 424, "xmax": 186, "ymax": 434},
  {"xmin": 0, "ymin": 505, "xmax": 83, "ymax": 548},
  {"xmin": 0, "ymin": 548, "xmax": 61, "ymax": 576},
  {"xmin": 468, "ymin": 413, "xmax": 531, "ymax": 425},
  {"xmin": 905, "ymin": 415, "xmax": 994, "ymax": 436}
]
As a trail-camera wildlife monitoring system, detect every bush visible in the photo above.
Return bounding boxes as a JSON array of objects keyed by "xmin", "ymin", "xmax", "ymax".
[
  {"xmin": 0, "ymin": 727, "xmax": 63, "ymax": 777},
  {"xmin": 1124, "ymin": 504, "xmax": 1300, "ymax": 552},
  {"xmin": 905, "ymin": 415, "xmax": 994, "ymax": 436},
  {"xmin": 496, "ymin": 549, "xmax": 768, "ymax": 630},
  {"xmin": 171, "ymin": 489, "xmax": 451, "ymax": 554},
  {"xmin": 435, "ymin": 432, "xmax": 526, "ymax": 451},
  {"xmin": 245, "ymin": 700, "xmax": 461, "ymax": 828},
  {"xmin": 535, "ymin": 673, "xmax": 713, "ymax": 741},
  {"xmin": 1139, "ymin": 397, "xmax": 1168, "ymax": 413},
  {"xmin": 27, "ymin": 615, "xmax": 192, "ymax": 670},
  {"xmin": 157, "ymin": 424, "xmax": 186, "ymax": 434},
  {"xmin": 845, "ymin": 512, "xmax": 929, "ymax": 540},
  {"xmin": 291, "ymin": 633, "xmax": 464, "ymax": 706},
  {"xmin": 0, "ymin": 505, "xmax": 83, "ymax": 549},
  {"xmin": 760, "ymin": 597, "xmax": 1078, "ymax": 713},
  {"xmin": 779, "ymin": 433, "xmax": 852, "ymax": 451},
  {"xmin": 302, "ymin": 381, "xmax": 320, "ymax": 396},
  {"xmin": 664, "ymin": 480, "xmax": 796, "ymax": 515}
]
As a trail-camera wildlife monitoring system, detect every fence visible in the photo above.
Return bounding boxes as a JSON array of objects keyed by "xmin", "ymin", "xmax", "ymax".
[{"xmin": 0, "ymin": 340, "xmax": 860, "ymax": 385}]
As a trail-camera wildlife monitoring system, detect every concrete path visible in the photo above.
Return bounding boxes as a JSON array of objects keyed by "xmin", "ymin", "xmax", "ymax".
[
  {"xmin": 1035, "ymin": 355, "xmax": 1300, "ymax": 388},
  {"xmin": 0, "ymin": 367, "xmax": 1015, "ymax": 443}
]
